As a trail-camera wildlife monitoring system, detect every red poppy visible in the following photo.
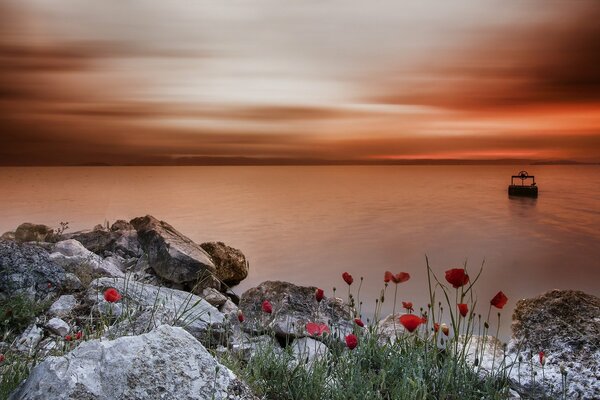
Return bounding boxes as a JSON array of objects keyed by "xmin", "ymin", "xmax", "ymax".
[
  {"xmin": 345, "ymin": 333, "xmax": 358, "ymax": 350},
  {"xmin": 539, "ymin": 351, "xmax": 546, "ymax": 366},
  {"xmin": 305, "ymin": 322, "xmax": 330, "ymax": 336},
  {"xmin": 75, "ymin": 331, "xmax": 83, "ymax": 340},
  {"xmin": 315, "ymin": 288, "xmax": 324, "ymax": 302},
  {"xmin": 458, "ymin": 303, "xmax": 468, "ymax": 317},
  {"xmin": 444, "ymin": 268, "xmax": 470, "ymax": 288},
  {"xmin": 47, "ymin": 282, "xmax": 52, "ymax": 288},
  {"xmin": 237, "ymin": 310, "xmax": 245, "ymax": 323},
  {"xmin": 103, "ymin": 288, "xmax": 121, "ymax": 303},
  {"xmin": 433, "ymin": 323, "xmax": 440, "ymax": 332},
  {"xmin": 399, "ymin": 314, "xmax": 423, "ymax": 333},
  {"xmin": 402, "ymin": 301, "xmax": 413, "ymax": 311},
  {"xmin": 342, "ymin": 272, "xmax": 354, "ymax": 285},
  {"xmin": 354, "ymin": 318, "xmax": 365, "ymax": 327},
  {"xmin": 385, "ymin": 271, "xmax": 410, "ymax": 284},
  {"xmin": 261, "ymin": 300, "xmax": 273, "ymax": 314},
  {"xmin": 0, "ymin": 354, "xmax": 4, "ymax": 363},
  {"xmin": 65, "ymin": 335, "xmax": 72, "ymax": 341},
  {"xmin": 490, "ymin": 291, "xmax": 508, "ymax": 309}
]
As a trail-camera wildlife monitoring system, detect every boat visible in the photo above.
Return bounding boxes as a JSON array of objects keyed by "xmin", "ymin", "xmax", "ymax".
[{"xmin": 508, "ymin": 171, "xmax": 538, "ymax": 197}]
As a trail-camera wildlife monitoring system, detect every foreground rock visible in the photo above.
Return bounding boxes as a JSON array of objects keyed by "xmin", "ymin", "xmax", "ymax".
[
  {"xmin": 0, "ymin": 240, "xmax": 81, "ymax": 302},
  {"xmin": 131, "ymin": 215, "xmax": 219, "ymax": 289},
  {"xmin": 9, "ymin": 325, "xmax": 256, "ymax": 400},
  {"xmin": 509, "ymin": 289, "xmax": 600, "ymax": 399},
  {"xmin": 239, "ymin": 281, "xmax": 354, "ymax": 340},
  {"xmin": 200, "ymin": 241, "xmax": 249, "ymax": 287},
  {"xmin": 87, "ymin": 277, "xmax": 225, "ymax": 343},
  {"xmin": 49, "ymin": 239, "xmax": 124, "ymax": 283}
]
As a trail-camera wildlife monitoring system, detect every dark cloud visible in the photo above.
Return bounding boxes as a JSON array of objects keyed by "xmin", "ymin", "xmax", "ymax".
[{"xmin": 377, "ymin": 3, "xmax": 600, "ymax": 110}]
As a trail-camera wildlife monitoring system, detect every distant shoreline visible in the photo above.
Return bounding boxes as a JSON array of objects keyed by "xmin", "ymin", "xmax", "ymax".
[{"xmin": 1, "ymin": 158, "xmax": 599, "ymax": 167}]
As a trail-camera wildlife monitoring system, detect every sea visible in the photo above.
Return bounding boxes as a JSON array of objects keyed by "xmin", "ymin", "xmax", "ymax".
[{"xmin": 1, "ymin": 165, "xmax": 599, "ymax": 338}]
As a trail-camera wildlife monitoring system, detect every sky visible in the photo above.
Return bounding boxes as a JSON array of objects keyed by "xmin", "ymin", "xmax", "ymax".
[{"xmin": 1, "ymin": 0, "xmax": 599, "ymax": 165}]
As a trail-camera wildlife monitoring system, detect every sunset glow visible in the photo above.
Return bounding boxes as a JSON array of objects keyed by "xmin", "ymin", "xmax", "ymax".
[{"xmin": 1, "ymin": 0, "xmax": 599, "ymax": 165}]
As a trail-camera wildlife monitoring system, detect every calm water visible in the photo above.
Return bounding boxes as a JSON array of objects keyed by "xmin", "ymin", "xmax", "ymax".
[{"xmin": 1, "ymin": 166, "xmax": 599, "ymax": 337}]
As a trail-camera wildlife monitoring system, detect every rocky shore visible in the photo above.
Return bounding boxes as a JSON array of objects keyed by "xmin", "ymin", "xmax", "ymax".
[{"xmin": 0, "ymin": 216, "xmax": 598, "ymax": 399}]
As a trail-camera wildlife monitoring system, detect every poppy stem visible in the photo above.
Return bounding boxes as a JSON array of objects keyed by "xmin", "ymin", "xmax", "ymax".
[{"xmin": 392, "ymin": 283, "xmax": 399, "ymax": 337}]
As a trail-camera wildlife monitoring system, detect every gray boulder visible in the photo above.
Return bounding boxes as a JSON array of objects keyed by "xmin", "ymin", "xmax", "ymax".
[
  {"xmin": 49, "ymin": 240, "xmax": 124, "ymax": 283},
  {"xmin": 0, "ymin": 240, "xmax": 81, "ymax": 302},
  {"xmin": 200, "ymin": 241, "xmax": 249, "ymax": 287},
  {"xmin": 239, "ymin": 281, "xmax": 354, "ymax": 340},
  {"xmin": 69, "ymin": 223, "xmax": 142, "ymax": 259},
  {"xmin": 15, "ymin": 324, "xmax": 44, "ymax": 353},
  {"xmin": 14, "ymin": 223, "xmax": 57, "ymax": 243},
  {"xmin": 87, "ymin": 277, "xmax": 225, "ymax": 344},
  {"xmin": 9, "ymin": 325, "xmax": 256, "ymax": 400},
  {"xmin": 45, "ymin": 318, "xmax": 70, "ymax": 337},
  {"xmin": 509, "ymin": 289, "xmax": 600, "ymax": 399},
  {"xmin": 131, "ymin": 215, "xmax": 218, "ymax": 289},
  {"xmin": 48, "ymin": 295, "xmax": 78, "ymax": 318}
]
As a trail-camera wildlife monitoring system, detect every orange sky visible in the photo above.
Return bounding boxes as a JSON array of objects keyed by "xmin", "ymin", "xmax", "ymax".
[{"xmin": 1, "ymin": 0, "xmax": 599, "ymax": 165}]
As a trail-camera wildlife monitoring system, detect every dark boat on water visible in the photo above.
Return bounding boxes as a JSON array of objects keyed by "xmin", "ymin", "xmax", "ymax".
[{"xmin": 508, "ymin": 171, "xmax": 538, "ymax": 197}]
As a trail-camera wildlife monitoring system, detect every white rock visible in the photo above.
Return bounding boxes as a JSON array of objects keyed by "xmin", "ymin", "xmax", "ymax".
[
  {"xmin": 220, "ymin": 299, "xmax": 239, "ymax": 316},
  {"xmin": 16, "ymin": 324, "xmax": 43, "ymax": 353},
  {"xmin": 87, "ymin": 277, "xmax": 224, "ymax": 341},
  {"xmin": 45, "ymin": 318, "xmax": 70, "ymax": 337},
  {"xmin": 291, "ymin": 337, "xmax": 330, "ymax": 366},
  {"xmin": 49, "ymin": 239, "xmax": 124, "ymax": 279},
  {"xmin": 48, "ymin": 295, "xmax": 77, "ymax": 318},
  {"xmin": 9, "ymin": 325, "xmax": 257, "ymax": 400}
]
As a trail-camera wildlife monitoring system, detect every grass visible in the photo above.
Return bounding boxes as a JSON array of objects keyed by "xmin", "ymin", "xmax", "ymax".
[
  {"xmin": 2, "ymin": 256, "xmax": 565, "ymax": 400},
  {"xmin": 217, "ymin": 258, "xmax": 521, "ymax": 400}
]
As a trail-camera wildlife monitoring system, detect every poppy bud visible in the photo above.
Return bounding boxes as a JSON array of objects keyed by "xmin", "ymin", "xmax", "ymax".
[
  {"xmin": 539, "ymin": 351, "xmax": 546, "ymax": 366},
  {"xmin": 261, "ymin": 300, "xmax": 273, "ymax": 314},
  {"xmin": 237, "ymin": 310, "xmax": 245, "ymax": 323},
  {"xmin": 440, "ymin": 323, "xmax": 450, "ymax": 336},
  {"xmin": 474, "ymin": 357, "xmax": 479, "ymax": 366},
  {"xmin": 342, "ymin": 272, "xmax": 354, "ymax": 286},
  {"xmin": 484, "ymin": 321, "xmax": 489, "ymax": 329},
  {"xmin": 315, "ymin": 288, "xmax": 324, "ymax": 302}
]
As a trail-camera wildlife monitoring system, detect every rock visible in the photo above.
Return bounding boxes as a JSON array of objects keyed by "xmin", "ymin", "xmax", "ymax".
[
  {"xmin": 49, "ymin": 239, "xmax": 124, "ymax": 283},
  {"xmin": 14, "ymin": 223, "xmax": 57, "ymax": 243},
  {"xmin": 87, "ymin": 277, "xmax": 225, "ymax": 344},
  {"xmin": 16, "ymin": 324, "xmax": 44, "ymax": 353},
  {"xmin": 48, "ymin": 295, "xmax": 77, "ymax": 318},
  {"xmin": 131, "ymin": 215, "xmax": 218, "ymax": 289},
  {"xmin": 1, "ymin": 231, "xmax": 15, "ymax": 240},
  {"xmin": 45, "ymin": 318, "xmax": 70, "ymax": 337},
  {"xmin": 508, "ymin": 290, "xmax": 600, "ymax": 399},
  {"xmin": 219, "ymin": 331, "xmax": 282, "ymax": 362},
  {"xmin": 239, "ymin": 281, "xmax": 354, "ymax": 340},
  {"xmin": 291, "ymin": 337, "xmax": 330, "ymax": 366},
  {"xmin": 200, "ymin": 241, "xmax": 248, "ymax": 287},
  {"xmin": 377, "ymin": 314, "xmax": 410, "ymax": 343},
  {"xmin": 220, "ymin": 299, "xmax": 239, "ymax": 316},
  {"xmin": 201, "ymin": 287, "xmax": 229, "ymax": 307},
  {"xmin": 70, "ymin": 226, "xmax": 142, "ymax": 259},
  {"xmin": 110, "ymin": 220, "xmax": 134, "ymax": 231},
  {"xmin": 9, "ymin": 325, "xmax": 257, "ymax": 400},
  {"xmin": 0, "ymin": 240, "xmax": 81, "ymax": 302}
]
